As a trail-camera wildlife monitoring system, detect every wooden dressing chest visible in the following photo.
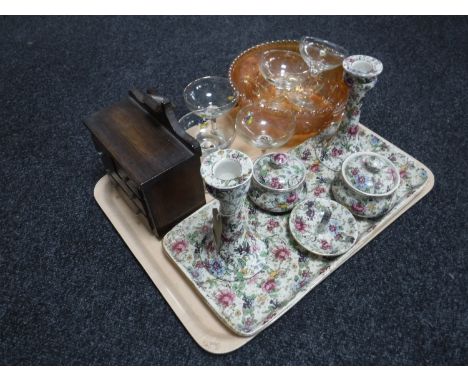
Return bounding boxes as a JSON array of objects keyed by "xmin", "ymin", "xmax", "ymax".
[{"xmin": 84, "ymin": 89, "xmax": 206, "ymax": 238}]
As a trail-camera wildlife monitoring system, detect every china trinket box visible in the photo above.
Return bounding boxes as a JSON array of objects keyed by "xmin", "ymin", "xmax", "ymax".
[
  {"xmin": 84, "ymin": 88, "xmax": 206, "ymax": 238},
  {"xmin": 332, "ymin": 151, "xmax": 400, "ymax": 218},
  {"xmin": 249, "ymin": 152, "xmax": 306, "ymax": 213}
]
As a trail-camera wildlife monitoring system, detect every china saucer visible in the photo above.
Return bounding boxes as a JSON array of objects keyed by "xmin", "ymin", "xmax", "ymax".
[{"xmin": 289, "ymin": 198, "xmax": 358, "ymax": 257}]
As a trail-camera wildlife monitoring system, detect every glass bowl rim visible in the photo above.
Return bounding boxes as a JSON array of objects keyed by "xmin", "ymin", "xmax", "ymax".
[{"xmin": 183, "ymin": 75, "xmax": 239, "ymax": 112}]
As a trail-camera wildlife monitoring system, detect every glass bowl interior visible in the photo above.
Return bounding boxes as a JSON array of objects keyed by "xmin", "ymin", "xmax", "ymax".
[
  {"xmin": 259, "ymin": 49, "xmax": 309, "ymax": 90},
  {"xmin": 299, "ymin": 36, "xmax": 349, "ymax": 75},
  {"xmin": 183, "ymin": 76, "xmax": 238, "ymax": 117},
  {"xmin": 179, "ymin": 108, "xmax": 236, "ymax": 155},
  {"xmin": 235, "ymin": 102, "xmax": 296, "ymax": 150},
  {"xmin": 229, "ymin": 40, "xmax": 349, "ymax": 144}
]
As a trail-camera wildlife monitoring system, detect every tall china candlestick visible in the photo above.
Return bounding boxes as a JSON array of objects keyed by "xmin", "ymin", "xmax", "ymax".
[
  {"xmin": 199, "ymin": 149, "xmax": 266, "ymax": 282},
  {"xmin": 315, "ymin": 55, "xmax": 383, "ymax": 171}
]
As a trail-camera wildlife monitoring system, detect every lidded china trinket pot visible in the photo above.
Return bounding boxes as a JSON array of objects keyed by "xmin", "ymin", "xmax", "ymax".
[
  {"xmin": 249, "ymin": 152, "xmax": 306, "ymax": 213},
  {"xmin": 332, "ymin": 151, "xmax": 400, "ymax": 218}
]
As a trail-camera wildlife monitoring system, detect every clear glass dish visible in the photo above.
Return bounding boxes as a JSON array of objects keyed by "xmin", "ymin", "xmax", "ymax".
[
  {"xmin": 235, "ymin": 101, "xmax": 296, "ymax": 152},
  {"xmin": 299, "ymin": 36, "xmax": 348, "ymax": 76},
  {"xmin": 183, "ymin": 76, "xmax": 238, "ymax": 119},
  {"xmin": 178, "ymin": 108, "xmax": 236, "ymax": 155},
  {"xmin": 259, "ymin": 49, "xmax": 309, "ymax": 91}
]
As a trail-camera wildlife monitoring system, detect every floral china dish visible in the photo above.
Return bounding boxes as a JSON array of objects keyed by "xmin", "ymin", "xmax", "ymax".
[
  {"xmin": 249, "ymin": 152, "xmax": 306, "ymax": 213},
  {"xmin": 331, "ymin": 176, "xmax": 396, "ymax": 219},
  {"xmin": 332, "ymin": 151, "xmax": 400, "ymax": 218},
  {"xmin": 289, "ymin": 198, "xmax": 358, "ymax": 257},
  {"xmin": 342, "ymin": 151, "xmax": 399, "ymax": 196}
]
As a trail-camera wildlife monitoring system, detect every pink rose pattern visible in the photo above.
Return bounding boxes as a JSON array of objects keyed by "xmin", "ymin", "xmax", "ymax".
[
  {"xmin": 313, "ymin": 186, "xmax": 326, "ymax": 196},
  {"xmin": 286, "ymin": 192, "xmax": 298, "ymax": 203},
  {"xmin": 331, "ymin": 147, "xmax": 343, "ymax": 157},
  {"xmin": 266, "ymin": 219, "xmax": 279, "ymax": 232},
  {"xmin": 269, "ymin": 177, "xmax": 283, "ymax": 189},
  {"xmin": 273, "ymin": 246, "xmax": 291, "ymax": 261},
  {"xmin": 217, "ymin": 290, "xmax": 235, "ymax": 307},
  {"xmin": 294, "ymin": 217, "xmax": 307, "ymax": 233},
  {"xmin": 262, "ymin": 279, "xmax": 276, "ymax": 293},
  {"xmin": 171, "ymin": 240, "xmax": 187, "ymax": 253},
  {"xmin": 309, "ymin": 163, "xmax": 320, "ymax": 173}
]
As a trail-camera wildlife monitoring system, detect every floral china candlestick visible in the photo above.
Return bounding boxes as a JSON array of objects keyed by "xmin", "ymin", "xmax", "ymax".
[
  {"xmin": 315, "ymin": 55, "xmax": 383, "ymax": 171},
  {"xmin": 199, "ymin": 149, "xmax": 266, "ymax": 281}
]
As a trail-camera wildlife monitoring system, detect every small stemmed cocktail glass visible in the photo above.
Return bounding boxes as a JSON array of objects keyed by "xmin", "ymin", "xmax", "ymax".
[
  {"xmin": 178, "ymin": 108, "xmax": 236, "ymax": 155},
  {"xmin": 290, "ymin": 36, "xmax": 349, "ymax": 113},
  {"xmin": 235, "ymin": 101, "xmax": 296, "ymax": 154},
  {"xmin": 258, "ymin": 49, "xmax": 309, "ymax": 100},
  {"xmin": 182, "ymin": 76, "xmax": 238, "ymax": 154}
]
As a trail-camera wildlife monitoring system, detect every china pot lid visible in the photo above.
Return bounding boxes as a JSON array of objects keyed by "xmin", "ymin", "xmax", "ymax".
[
  {"xmin": 342, "ymin": 151, "xmax": 400, "ymax": 197},
  {"xmin": 289, "ymin": 198, "xmax": 358, "ymax": 257},
  {"xmin": 253, "ymin": 152, "xmax": 306, "ymax": 191}
]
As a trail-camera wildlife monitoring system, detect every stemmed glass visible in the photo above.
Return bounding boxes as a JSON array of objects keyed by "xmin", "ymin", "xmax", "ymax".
[
  {"xmin": 300, "ymin": 36, "xmax": 348, "ymax": 80},
  {"xmin": 259, "ymin": 50, "xmax": 310, "ymax": 96},
  {"xmin": 183, "ymin": 76, "xmax": 238, "ymax": 124},
  {"xmin": 235, "ymin": 101, "xmax": 296, "ymax": 154},
  {"xmin": 292, "ymin": 36, "xmax": 349, "ymax": 112},
  {"xmin": 178, "ymin": 108, "xmax": 236, "ymax": 155}
]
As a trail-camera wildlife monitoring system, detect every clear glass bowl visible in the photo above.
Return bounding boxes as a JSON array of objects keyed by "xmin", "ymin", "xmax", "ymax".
[
  {"xmin": 235, "ymin": 102, "xmax": 296, "ymax": 151},
  {"xmin": 183, "ymin": 76, "xmax": 238, "ymax": 119},
  {"xmin": 299, "ymin": 36, "xmax": 348, "ymax": 76},
  {"xmin": 259, "ymin": 49, "xmax": 309, "ymax": 91},
  {"xmin": 178, "ymin": 108, "xmax": 236, "ymax": 155}
]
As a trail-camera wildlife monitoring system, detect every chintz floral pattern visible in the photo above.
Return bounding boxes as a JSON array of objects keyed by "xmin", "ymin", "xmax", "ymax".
[
  {"xmin": 200, "ymin": 149, "xmax": 266, "ymax": 281},
  {"xmin": 315, "ymin": 55, "xmax": 383, "ymax": 171},
  {"xmin": 343, "ymin": 55, "xmax": 384, "ymax": 79},
  {"xmin": 163, "ymin": 125, "xmax": 430, "ymax": 337},
  {"xmin": 332, "ymin": 175, "xmax": 396, "ymax": 218},
  {"xmin": 253, "ymin": 153, "xmax": 305, "ymax": 191},
  {"xmin": 342, "ymin": 152, "xmax": 399, "ymax": 196},
  {"xmin": 289, "ymin": 198, "xmax": 358, "ymax": 256},
  {"xmin": 249, "ymin": 152, "xmax": 306, "ymax": 213},
  {"xmin": 249, "ymin": 182, "xmax": 307, "ymax": 213},
  {"xmin": 200, "ymin": 149, "xmax": 252, "ymax": 189}
]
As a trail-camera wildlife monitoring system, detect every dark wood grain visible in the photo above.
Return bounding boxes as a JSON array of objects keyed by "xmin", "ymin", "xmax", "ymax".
[{"xmin": 84, "ymin": 89, "xmax": 206, "ymax": 238}]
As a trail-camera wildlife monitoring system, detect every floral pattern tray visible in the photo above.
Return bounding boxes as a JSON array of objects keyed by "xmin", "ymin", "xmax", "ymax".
[{"xmin": 163, "ymin": 125, "xmax": 433, "ymax": 337}]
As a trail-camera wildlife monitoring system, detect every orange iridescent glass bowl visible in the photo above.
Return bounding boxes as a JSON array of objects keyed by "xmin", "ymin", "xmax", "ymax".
[{"xmin": 228, "ymin": 40, "xmax": 349, "ymax": 147}]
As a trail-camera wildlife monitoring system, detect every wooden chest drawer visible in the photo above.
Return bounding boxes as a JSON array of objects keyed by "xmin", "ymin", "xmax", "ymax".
[{"xmin": 85, "ymin": 89, "xmax": 206, "ymax": 238}]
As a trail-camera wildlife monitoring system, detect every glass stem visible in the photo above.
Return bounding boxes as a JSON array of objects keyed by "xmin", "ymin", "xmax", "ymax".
[{"xmin": 210, "ymin": 117, "xmax": 217, "ymax": 132}]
